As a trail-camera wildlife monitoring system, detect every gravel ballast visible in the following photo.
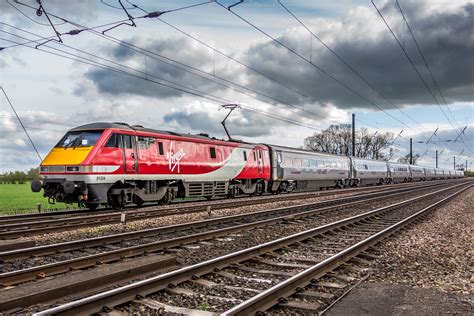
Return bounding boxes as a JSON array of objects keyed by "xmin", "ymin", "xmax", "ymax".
[{"xmin": 371, "ymin": 187, "xmax": 473, "ymax": 295}]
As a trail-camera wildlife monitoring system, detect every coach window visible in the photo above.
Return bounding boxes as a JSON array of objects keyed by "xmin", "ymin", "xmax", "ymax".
[
  {"xmin": 277, "ymin": 152, "xmax": 282, "ymax": 163},
  {"xmin": 122, "ymin": 134, "xmax": 133, "ymax": 149},
  {"xmin": 158, "ymin": 142, "xmax": 164, "ymax": 155},
  {"xmin": 303, "ymin": 159, "xmax": 310, "ymax": 168},
  {"xmin": 253, "ymin": 151, "xmax": 256, "ymax": 161},
  {"xmin": 210, "ymin": 147, "xmax": 216, "ymax": 159},
  {"xmin": 105, "ymin": 133, "xmax": 118, "ymax": 147},
  {"xmin": 243, "ymin": 151, "xmax": 247, "ymax": 161},
  {"xmin": 294, "ymin": 158, "xmax": 302, "ymax": 168},
  {"xmin": 138, "ymin": 137, "xmax": 153, "ymax": 150},
  {"xmin": 284, "ymin": 157, "xmax": 293, "ymax": 167}
]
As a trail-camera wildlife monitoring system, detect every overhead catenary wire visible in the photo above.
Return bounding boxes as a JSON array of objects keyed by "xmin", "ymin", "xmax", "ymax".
[
  {"xmin": 371, "ymin": 1, "xmax": 465, "ymax": 142},
  {"xmin": 394, "ymin": 0, "xmax": 473, "ymax": 153},
  {"xmin": 0, "ymin": 113, "xmax": 73, "ymax": 127},
  {"xmin": 214, "ymin": 1, "xmax": 434, "ymax": 142},
  {"xmin": 0, "ymin": 86, "xmax": 43, "ymax": 161},
  {"xmin": 395, "ymin": 1, "xmax": 462, "ymax": 129},
  {"xmin": 0, "ymin": 32, "xmax": 322, "ymax": 132},
  {"xmin": 2, "ymin": 2, "xmax": 344, "ymax": 126},
  {"xmin": 7, "ymin": 0, "xmax": 440, "ymax": 136},
  {"xmin": 0, "ymin": 22, "xmax": 326, "ymax": 130},
  {"xmin": 277, "ymin": 0, "xmax": 431, "ymax": 136},
  {"xmin": 2, "ymin": 0, "xmax": 468, "ymax": 158}
]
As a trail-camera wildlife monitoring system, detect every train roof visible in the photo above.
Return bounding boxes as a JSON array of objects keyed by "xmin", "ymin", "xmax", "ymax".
[
  {"xmin": 70, "ymin": 122, "xmax": 261, "ymax": 146},
  {"xmin": 264, "ymin": 144, "xmax": 351, "ymax": 160}
]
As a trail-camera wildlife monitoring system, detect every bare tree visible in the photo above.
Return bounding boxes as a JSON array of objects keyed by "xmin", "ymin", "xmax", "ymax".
[{"xmin": 305, "ymin": 126, "xmax": 393, "ymax": 160}]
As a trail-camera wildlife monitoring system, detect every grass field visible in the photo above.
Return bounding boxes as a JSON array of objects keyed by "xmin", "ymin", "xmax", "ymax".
[{"xmin": 0, "ymin": 183, "xmax": 72, "ymax": 215}]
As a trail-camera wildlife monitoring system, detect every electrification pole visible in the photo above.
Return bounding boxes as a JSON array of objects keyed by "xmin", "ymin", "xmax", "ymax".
[
  {"xmin": 352, "ymin": 113, "xmax": 355, "ymax": 157},
  {"xmin": 409, "ymin": 138, "xmax": 413, "ymax": 165},
  {"xmin": 435, "ymin": 150, "xmax": 438, "ymax": 168},
  {"xmin": 453, "ymin": 156, "xmax": 456, "ymax": 170}
]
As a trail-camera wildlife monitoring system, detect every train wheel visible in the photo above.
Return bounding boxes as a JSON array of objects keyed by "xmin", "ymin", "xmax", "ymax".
[
  {"xmin": 109, "ymin": 194, "xmax": 126, "ymax": 210},
  {"xmin": 84, "ymin": 203, "xmax": 99, "ymax": 210}
]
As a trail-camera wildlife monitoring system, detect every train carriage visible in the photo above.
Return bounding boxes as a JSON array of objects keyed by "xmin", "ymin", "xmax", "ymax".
[
  {"xmin": 267, "ymin": 145, "xmax": 351, "ymax": 192},
  {"xmin": 387, "ymin": 162, "xmax": 410, "ymax": 184},
  {"xmin": 350, "ymin": 158, "xmax": 388, "ymax": 186},
  {"xmin": 423, "ymin": 167, "xmax": 436, "ymax": 181},
  {"xmin": 409, "ymin": 165, "xmax": 425, "ymax": 182},
  {"xmin": 435, "ymin": 168, "xmax": 445, "ymax": 180}
]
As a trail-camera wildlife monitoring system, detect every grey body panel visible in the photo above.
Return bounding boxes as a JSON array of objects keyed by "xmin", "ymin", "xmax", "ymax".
[
  {"xmin": 409, "ymin": 165, "xmax": 425, "ymax": 181},
  {"xmin": 351, "ymin": 158, "xmax": 388, "ymax": 185},
  {"xmin": 267, "ymin": 145, "xmax": 350, "ymax": 188},
  {"xmin": 387, "ymin": 162, "xmax": 410, "ymax": 183}
]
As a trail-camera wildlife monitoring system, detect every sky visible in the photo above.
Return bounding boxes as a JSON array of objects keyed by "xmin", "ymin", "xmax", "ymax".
[{"xmin": 0, "ymin": 0, "xmax": 473, "ymax": 172}]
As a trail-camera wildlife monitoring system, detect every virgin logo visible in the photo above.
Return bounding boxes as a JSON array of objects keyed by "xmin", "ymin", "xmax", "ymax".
[{"xmin": 166, "ymin": 141, "xmax": 186, "ymax": 173}]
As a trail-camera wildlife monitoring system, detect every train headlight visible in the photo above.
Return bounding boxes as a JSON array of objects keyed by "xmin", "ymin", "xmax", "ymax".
[
  {"xmin": 40, "ymin": 166, "xmax": 49, "ymax": 172},
  {"xmin": 66, "ymin": 166, "xmax": 80, "ymax": 172}
]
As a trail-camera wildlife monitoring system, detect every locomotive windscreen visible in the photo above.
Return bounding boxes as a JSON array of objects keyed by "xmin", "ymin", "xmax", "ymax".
[{"xmin": 55, "ymin": 130, "xmax": 103, "ymax": 148}]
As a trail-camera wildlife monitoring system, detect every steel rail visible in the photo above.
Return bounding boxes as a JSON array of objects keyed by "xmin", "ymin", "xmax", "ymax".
[
  {"xmin": 0, "ymin": 181, "xmax": 449, "ymax": 239},
  {"xmin": 0, "ymin": 180, "xmax": 451, "ymax": 224},
  {"xmin": 0, "ymin": 181, "xmax": 450, "ymax": 286},
  {"xmin": 0, "ymin": 180, "xmax": 448, "ymax": 261},
  {"xmin": 32, "ymin": 182, "xmax": 471, "ymax": 316},
  {"xmin": 223, "ymin": 183, "xmax": 473, "ymax": 315}
]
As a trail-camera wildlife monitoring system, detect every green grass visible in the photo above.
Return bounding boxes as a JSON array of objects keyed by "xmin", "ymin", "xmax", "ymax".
[{"xmin": 0, "ymin": 183, "xmax": 73, "ymax": 215}]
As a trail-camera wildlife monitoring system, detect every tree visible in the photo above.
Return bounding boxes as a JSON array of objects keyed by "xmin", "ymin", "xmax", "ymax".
[
  {"xmin": 304, "ymin": 126, "xmax": 393, "ymax": 160},
  {"xmin": 397, "ymin": 153, "xmax": 420, "ymax": 165},
  {"xmin": 0, "ymin": 168, "xmax": 39, "ymax": 184}
]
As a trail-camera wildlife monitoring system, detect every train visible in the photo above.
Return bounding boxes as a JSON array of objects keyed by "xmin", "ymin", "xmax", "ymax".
[{"xmin": 31, "ymin": 122, "xmax": 465, "ymax": 209}]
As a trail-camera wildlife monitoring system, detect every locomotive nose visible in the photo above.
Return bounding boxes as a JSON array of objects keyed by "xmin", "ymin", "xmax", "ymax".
[{"xmin": 31, "ymin": 180, "xmax": 42, "ymax": 192}]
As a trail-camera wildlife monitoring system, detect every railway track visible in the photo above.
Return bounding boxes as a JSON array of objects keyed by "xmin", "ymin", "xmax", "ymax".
[
  {"xmin": 0, "ymin": 181, "xmax": 469, "ymax": 314},
  {"xmin": 0, "ymin": 181, "xmax": 454, "ymax": 239},
  {"xmin": 1, "ymin": 180, "xmax": 437, "ymax": 223},
  {"xmin": 28, "ymin": 181, "xmax": 471, "ymax": 315},
  {"xmin": 0, "ymin": 180, "xmax": 449, "ymax": 289}
]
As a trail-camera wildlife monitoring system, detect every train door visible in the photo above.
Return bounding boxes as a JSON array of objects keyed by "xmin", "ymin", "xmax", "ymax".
[
  {"xmin": 257, "ymin": 149, "xmax": 263, "ymax": 174},
  {"xmin": 121, "ymin": 134, "xmax": 138, "ymax": 173}
]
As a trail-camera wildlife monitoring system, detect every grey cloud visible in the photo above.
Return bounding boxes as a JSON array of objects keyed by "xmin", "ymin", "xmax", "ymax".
[
  {"xmin": 81, "ymin": 1, "xmax": 473, "ymax": 115},
  {"xmin": 84, "ymin": 36, "xmax": 240, "ymax": 99},
  {"xmin": 162, "ymin": 104, "xmax": 285, "ymax": 138},
  {"xmin": 243, "ymin": 1, "xmax": 474, "ymax": 110}
]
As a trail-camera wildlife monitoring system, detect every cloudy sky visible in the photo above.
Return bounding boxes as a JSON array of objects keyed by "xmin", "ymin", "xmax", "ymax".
[{"xmin": 0, "ymin": 0, "xmax": 473, "ymax": 172}]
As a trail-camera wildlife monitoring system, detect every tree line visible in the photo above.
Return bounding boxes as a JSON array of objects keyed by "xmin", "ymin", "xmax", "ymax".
[
  {"xmin": 304, "ymin": 126, "xmax": 422, "ymax": 164},
  {"xmin": 0, "ymin": 168, "xmax": 40, "ymax": 184}
]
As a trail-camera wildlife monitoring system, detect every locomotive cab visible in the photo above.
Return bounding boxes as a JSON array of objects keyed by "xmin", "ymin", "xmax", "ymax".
[{"xmin": 31, "ymin": 129, "xmax": 107, "ymax": 208}]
